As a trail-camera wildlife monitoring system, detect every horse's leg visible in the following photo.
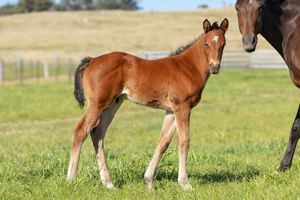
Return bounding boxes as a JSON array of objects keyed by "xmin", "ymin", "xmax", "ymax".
[
  {"xmin": 67, "ymin": 103, "xmax": 103, "ymax": 181},
  {"xmin": 144, "ymin": 111, "xmax": 176, "ymax": 189},
  {"xmin": 90, "ymin": 97, "xmax": 124, "ymax": 189},
  {"xmin": 173, "ymin": 102, "xmax": 192, "ymax": 190},
  {"xmin": 279, "ymin": 104, "xmax": 300, "ymax": 171}
]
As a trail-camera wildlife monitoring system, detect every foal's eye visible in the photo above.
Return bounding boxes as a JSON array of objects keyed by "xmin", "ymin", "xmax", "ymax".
[
  {"xmin": 205, "ymin": 43, "xmax": 208, "ymax": 48},
  {"xmin": 235, "ymin": 6, "xmax": 239, "ymax": 12}
]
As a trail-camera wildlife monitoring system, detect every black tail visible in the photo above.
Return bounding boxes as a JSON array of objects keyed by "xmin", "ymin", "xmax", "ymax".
[{"xmin": 74, "ymin": 57, "xmax": 92, "ymax": 109}]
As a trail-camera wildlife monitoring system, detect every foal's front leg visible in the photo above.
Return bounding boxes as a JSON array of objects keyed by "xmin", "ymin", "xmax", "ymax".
[
  {"xmin": 173, "ymin": 102, "xmax": 192, "ymax": 190},
  {"xmin": 144, "ymin": 111, "xmax": 176, "ymax": 189}
]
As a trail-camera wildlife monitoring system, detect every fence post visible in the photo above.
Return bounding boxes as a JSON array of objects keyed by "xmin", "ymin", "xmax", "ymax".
[
  {"xmin": 249, "ymin": 53, "xmax": 252, "ymax": 69},
  {"xmin": 54, "ymin": 52, "xmax": 58, "ymax": 68},
  {"xmin": 43, "ymin": 59, "xmax": 49, "ymax": 78},
  {"xmin": 36, "ymin": 61, "xmax": 40, "ymax": 84},
  {"xmin": 19, "ymin": 59, "xmax": 23, "ymax": 84},
  {"xmin": 0, "ymin": 61, "xmax": 3, "ymax": 83},
  {"xmin": 223, "ymin": 52, "xmax": 228, "ymax": 69},
  {"xmin": 68, "ymin": 59, "xmax": 72, "ymax": 82},
  {"xmin": 17, "ymin": 52, "xmax": 21, "ymax": 68}
]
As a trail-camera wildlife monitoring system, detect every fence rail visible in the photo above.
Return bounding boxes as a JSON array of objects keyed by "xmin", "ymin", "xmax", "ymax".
[
  {"xmin": 141, "ymin": 50, "xmax": 287, "ymax": 69},
  {"xmin": 0, "ymin": 50, "xmax": 287, "ymax": 85}
]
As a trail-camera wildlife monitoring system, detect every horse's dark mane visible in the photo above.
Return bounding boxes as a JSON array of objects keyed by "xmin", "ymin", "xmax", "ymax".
[
  {"xmin": 170, "ymin": 21, "xmax": 220, "ymax": 56},
  {"xmin": 236, "ymin": 0, "xmax": 285, "ymax": 7},
  {"xmin": 262, "ymin": 0, "xmax": 284, "ymax": 15}
]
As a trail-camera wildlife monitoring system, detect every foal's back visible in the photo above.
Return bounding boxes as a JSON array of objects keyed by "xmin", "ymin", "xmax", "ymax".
[{"xmin": 83, "ymin": 51, "xmax": 206, "ymax": 111}]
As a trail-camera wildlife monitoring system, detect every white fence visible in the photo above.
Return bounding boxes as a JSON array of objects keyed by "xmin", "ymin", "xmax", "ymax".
[
  {"xmin": 0, "ymin": 50, "xmax": 288, "ymax": 84},
  {"xmin": 141, "ymin": 50, "xmax": 287, "ymax": 69}
]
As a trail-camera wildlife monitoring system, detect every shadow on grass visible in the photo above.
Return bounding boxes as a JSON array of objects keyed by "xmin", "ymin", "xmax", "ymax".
[
  {"xmin": 152, "ymin": 165, "xmax": 260, "ymax": 185},
  {"xmin": 197, "ymin": 168, "xmax": 260, "ymax": 184}
]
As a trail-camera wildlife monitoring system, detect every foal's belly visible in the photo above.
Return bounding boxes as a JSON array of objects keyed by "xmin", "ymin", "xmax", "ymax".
[{"xmin": 121, "ymin": 87, "xmax": 173, "ymax": 111}]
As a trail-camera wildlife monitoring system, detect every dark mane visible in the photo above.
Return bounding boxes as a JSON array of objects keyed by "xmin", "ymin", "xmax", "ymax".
[
  {"xmin": 210, "ymin": 22, "xmax": 220, "ymax": 31},
  {"xmin": 262, "ymin": 0, "xmax": 284, "ymax": 15},
  {"xmin": 169, "ymin": 21, "xmax": 220, "ymax": 56},
  {"xmin": 236, "ymin": 0, "xmax": 284, "ymax": 14},
  {"xmin": 169, "ymin": 37, "xmax": 199, "ymax": 56}
]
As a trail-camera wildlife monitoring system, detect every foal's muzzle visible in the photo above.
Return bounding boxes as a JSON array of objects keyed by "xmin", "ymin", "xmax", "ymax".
[
  {"xmin": 242, "ymin": 34, "xmax": 257, "ymax": 53},
  {"xmin": 209, "ymin": 63, "xmax": 220, "ymax": 74}
]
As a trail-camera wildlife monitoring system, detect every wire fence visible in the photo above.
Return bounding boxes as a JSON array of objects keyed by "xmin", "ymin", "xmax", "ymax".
[
  {"xmin": 0, "ymin": 50, "xmax": 287, "ymax": 85},
  {"xmin": 0, "ymin": 59, "xmax": 76, "ymax": 85}
]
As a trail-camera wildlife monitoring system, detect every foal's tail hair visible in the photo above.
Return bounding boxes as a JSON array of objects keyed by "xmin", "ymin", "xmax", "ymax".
[{"xmin": 74, "ymin": 57, "xmax": 92, "ymax": 109}]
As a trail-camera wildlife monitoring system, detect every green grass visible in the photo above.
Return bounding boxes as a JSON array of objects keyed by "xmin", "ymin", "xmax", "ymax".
[{"xmin": 0, "ymin": 69, "xmax": 300, "ymax": 199}]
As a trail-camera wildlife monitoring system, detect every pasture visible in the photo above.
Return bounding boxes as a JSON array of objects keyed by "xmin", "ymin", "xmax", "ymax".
[
  {"xmin": 0, "ymin": 7, "xmax": 274, "ymax": 62},
  {"xmin": 1, "ymin": 69, "xmax": 300, "ymax": 199}
]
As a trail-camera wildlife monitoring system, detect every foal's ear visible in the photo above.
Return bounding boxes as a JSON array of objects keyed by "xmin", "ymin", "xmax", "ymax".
[
  {"xmin": 203, "ymin": 19, "xmax": 211, "ymax": 33},
  {"xmin": 220, "ymin": 18, "xmax": 229, "ymax": 33}
]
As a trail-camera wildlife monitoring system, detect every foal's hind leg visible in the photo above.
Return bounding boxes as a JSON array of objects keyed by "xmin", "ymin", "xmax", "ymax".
[
  {"xmin": 279, "ymin": 104, "xmax": 300, "ymax": 171},
  {"xmin": 90, "ymin": 97, "xmax": 124, "ymax": 189},
  {"xmin": 67, "ymin": 103, "xmax": 104, "ymax": 181},
  {"xmin": 144, "ymin": 111, "xmax": 176, "ymax": 189}
]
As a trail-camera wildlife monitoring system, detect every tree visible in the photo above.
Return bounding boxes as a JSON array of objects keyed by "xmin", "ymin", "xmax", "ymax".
[
  {"xmin": 34, "ymin": 0, "xmax": 53, "ymax": 11},
  {"xmin": 82, "ymin": 0, "xmax": 95, "ymax": 10},
  {"xmin": 17, "ymin": 0, "xmax": 35, "ymax": 12},
  {"xmin": 57, "ymin": 0, "xmax": 84, "ymax": 11},
  {"xmin": 96, "ymin": 0, "xmax": 139, "ymax": 10},
  {"xmin": 198, "ymin": 4, "xmax": 208, "ymax": 9},
  {"xmin": 17, "ymin": 0, "xmax": 53, "ymax": 12},
  {"xmin": 0, "ymin": 4, "xmax": 18, "ymax": 15}
]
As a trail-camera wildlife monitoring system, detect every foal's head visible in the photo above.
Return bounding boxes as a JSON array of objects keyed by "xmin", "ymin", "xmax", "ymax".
[
  {"xmin": 235, "ymin": 0, "xmax": 263, "ymax": 52},
  {"xmin": 203, "ymin": 18, "xmax": 228, "ymax": 74}
]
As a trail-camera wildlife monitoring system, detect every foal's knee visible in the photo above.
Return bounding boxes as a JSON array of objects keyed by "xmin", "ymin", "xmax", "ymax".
[
  {"xmin": 291, "ymin": 118, "xmax": 300, "ymax": 140},
  {"xmin": 178, "ymin": 139, "xmax": 190, "ymax": 151}
]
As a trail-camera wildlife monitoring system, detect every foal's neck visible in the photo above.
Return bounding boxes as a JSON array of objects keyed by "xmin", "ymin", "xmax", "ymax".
[{"xmin": 180, "ymin": 34, "xmax": 210, "ymax": 75}]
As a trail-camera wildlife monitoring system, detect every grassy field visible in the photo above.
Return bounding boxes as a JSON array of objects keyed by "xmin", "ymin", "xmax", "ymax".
[
  {"xmin": 1, "ymin": 69, "xmax": 300, "ymax": 199},
  {"xmin": 0, "ymin": 7, "xmax": 273, "ymax": 62}
]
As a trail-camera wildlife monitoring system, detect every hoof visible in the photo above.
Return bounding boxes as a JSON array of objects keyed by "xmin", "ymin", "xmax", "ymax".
[
  {"xmin": 180, "ymin": 182, "xmax": 193, "ymax": 190},
  {"xmin": 66, "ymin": 176, "xmax": 74, "ymax": 183},
  {"xmin": 146, "ymin": 183, "xmax": 152, "ymax": 190},
  {"xmin": 278, "ymin": 165, "xmax": 291, "ymax": 172},
  {"xmin": 144, "ymin": 176, "xmax": 153, "ymax": 189},
  {"xmin": 105, "ymin": 183, "xmax": 115, "ymax": 189}
]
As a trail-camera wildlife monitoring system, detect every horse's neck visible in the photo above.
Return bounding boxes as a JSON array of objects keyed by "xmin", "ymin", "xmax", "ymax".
[
  {"xmin": 261, "ymin": 1, "xmax": 298, "ymax": 58},
  {"xmin": 261, "ymin": 7, "xmax": 284, "ymax": 56}
]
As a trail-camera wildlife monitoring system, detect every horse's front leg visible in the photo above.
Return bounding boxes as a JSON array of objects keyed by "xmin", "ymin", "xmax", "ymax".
[
  {"xmin": 144, "ymin": 111, "xmax": 176, "ymax": 189},
  {"xmin": 173, "ymin": 102, "xmax": 192, "ymax": 190},
  {"xmin": 279, "ymin": 104, "xmax": 300, "ymax": 171}
]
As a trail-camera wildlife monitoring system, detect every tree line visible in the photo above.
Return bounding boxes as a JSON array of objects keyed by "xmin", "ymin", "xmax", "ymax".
[{"xmin": 0, "ymin": 0, "xmax": 139, "ymax": 15}]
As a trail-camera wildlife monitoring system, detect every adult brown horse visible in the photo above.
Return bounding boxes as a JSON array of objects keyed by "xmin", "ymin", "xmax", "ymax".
[
  {"xmin": 67, "ymin": 18, "xmax": 228, "ymax": 190},
  {"xmin": 235, "ymin": 0, "xmax": 300, "ymax": 171}
]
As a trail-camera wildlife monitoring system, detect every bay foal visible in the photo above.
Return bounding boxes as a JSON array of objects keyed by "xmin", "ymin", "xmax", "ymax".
[{"xmin": 67, "ymin": 18, "xmax": 228, "ymax": 190}]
